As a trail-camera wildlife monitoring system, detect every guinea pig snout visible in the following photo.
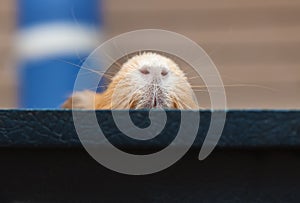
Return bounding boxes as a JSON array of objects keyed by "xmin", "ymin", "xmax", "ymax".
[{"xmin": 139, "ymin": 66, "xmax": 169, "ymax": 80}]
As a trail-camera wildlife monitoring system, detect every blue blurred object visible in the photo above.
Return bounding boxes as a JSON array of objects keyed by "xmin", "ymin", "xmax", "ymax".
[
  {"xmin": 18, "ymin": 0, "xmax": 102, "ymax": 28},
  {"xmin": 18, "ymin": 0, "xmax": 101, "ymax": 28},
  {"xmin": 19, "ymin": 56, "xmax": 84, "ymax": 108},
  {"xmin": 17, "ymin": 0, "xmax": 103, "ymax": 108}
]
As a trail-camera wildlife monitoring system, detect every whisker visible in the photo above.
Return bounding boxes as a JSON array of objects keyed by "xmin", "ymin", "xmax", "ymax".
[
  {"xmin": 112, "ymin": 85, "xmax": 144, "ymax": 107},
  {"xmin": 56, "ymin": 59, "xmax": 116, "ymax": 79},
  {"xmin": 171, "ymin": 80, "xmax": 278, "ymax": 92},
  {"xmin": 192, "ymin": 89, "xmax": 226, "ymax": 95},
  {"xmin": 70, "ymin": 7, "xmax": 86, "ymax": 63},
  {"xmin": 112, "ymin": 39, "xmax": 130, "ymax": 62},
  {"xmin": 188, "ymin": 75, "xmax": 203, "ymax": 80},
  {"xmin": 101, "ymin": 50, "xmax": 124, "ymax": 69},
  {"xmin": 189, "ymin": 84, "xmax": 278, "ymax": 92}
]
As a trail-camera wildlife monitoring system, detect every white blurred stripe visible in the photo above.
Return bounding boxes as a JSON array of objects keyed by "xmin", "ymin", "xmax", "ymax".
[{"xmin": 16, "ymin": 23, "xmax": 101, "ymax": 59}]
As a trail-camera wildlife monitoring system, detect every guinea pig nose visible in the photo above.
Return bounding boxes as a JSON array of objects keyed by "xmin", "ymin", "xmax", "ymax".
[
  {"xmin": 161, "ymin": 68, "xmax": 169, "ymax": 76},
  {"xmin": 139, "ymin": 67, "xmax": 150, "ymax": 75}
]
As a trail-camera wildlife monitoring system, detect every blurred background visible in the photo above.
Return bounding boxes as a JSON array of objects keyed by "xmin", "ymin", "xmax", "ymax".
[{"xmin": 0, "ymin": 0, "xmax": 299, "ymax": 109}]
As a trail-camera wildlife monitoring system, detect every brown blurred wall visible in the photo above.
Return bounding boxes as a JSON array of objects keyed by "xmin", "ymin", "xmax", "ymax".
[{"xmin": 0, "ymin": 0, "xmax": 16, "ymax": 108}]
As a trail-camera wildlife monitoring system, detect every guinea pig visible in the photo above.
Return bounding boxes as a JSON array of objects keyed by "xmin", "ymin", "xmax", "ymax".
[{"xmin": 62, "ymin": 52, "xmax": 198, "ymax": 109}]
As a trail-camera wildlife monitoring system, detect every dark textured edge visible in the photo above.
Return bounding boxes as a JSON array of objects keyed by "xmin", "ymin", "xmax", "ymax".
[{"xmin": 0, "ymin": 109, "xmax": 299, "ymax": 148}]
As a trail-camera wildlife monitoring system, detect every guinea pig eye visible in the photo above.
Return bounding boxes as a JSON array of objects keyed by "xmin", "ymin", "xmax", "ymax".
[{"xmin": 139, "ymin": 67, "xmax": 150, "ymax": 75}]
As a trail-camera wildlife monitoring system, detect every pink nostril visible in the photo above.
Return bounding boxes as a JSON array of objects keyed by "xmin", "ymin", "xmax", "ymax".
[
  {"xmin": 139, "ymin": 67, "xmax": 150, "ymax": 75},
  {"xmin": 161, "ymin": 69, "xmax": 169, "ymax": 76}
]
